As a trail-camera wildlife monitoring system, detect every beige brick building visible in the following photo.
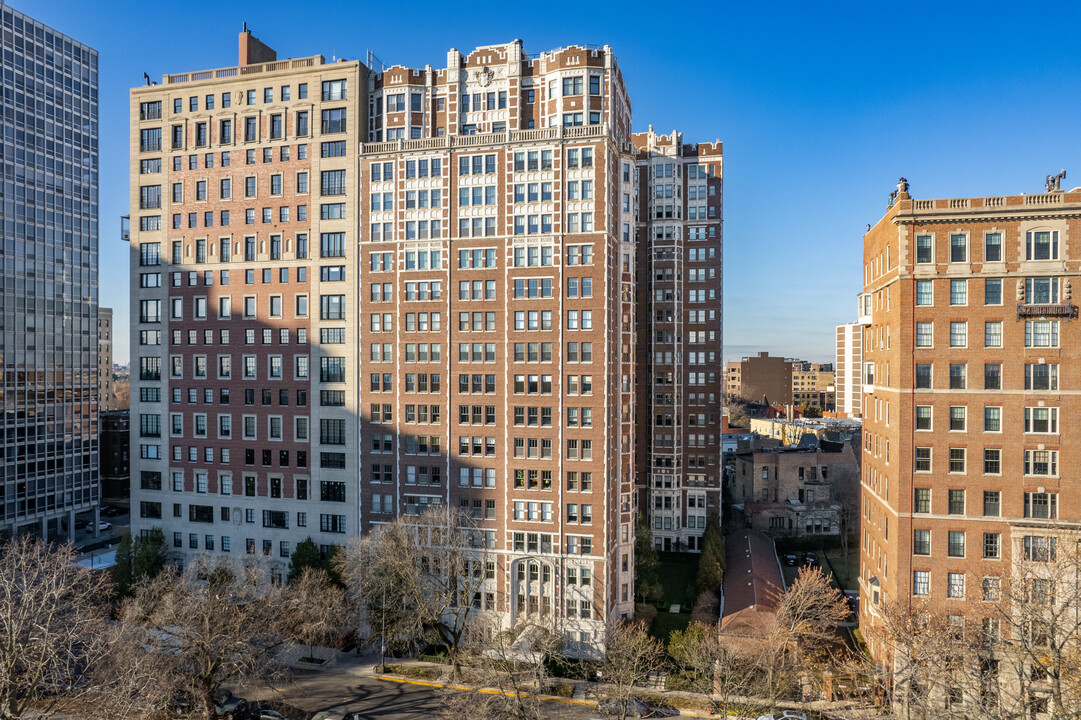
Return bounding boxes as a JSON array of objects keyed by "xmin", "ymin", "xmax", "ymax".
[
  {"xmin": 834, "ymin": 322, "xmax": 863, "ymax": 417},
  {"xmin": 859, "ymin": 178, "xmax": 1081, "ymax": 711},
  {"xmin": 791, "ymin": 360, "xmax": 834, "ymax": 411},
  {"xmin": 128, "ymin": 29, "xmax": 722, "ymax": 653}
]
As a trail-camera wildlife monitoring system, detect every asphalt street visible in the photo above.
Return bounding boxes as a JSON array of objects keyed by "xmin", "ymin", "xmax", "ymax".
[{"xmin": 246, "ymin": 658, "xmax": 601, "ymax": 719}]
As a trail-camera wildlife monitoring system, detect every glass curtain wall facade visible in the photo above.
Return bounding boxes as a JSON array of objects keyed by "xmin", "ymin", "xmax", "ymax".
[{"xmin": 0, "ymin": 6, "xmax": 100, "ymax": 539}]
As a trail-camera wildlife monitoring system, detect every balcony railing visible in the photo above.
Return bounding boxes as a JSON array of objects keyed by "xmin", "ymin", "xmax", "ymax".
[{"xmin": 1017, "ymin": 303, "xmax": 1078, "ymax": 319}]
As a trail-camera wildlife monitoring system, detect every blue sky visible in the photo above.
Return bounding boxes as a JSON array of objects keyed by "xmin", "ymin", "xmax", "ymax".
[{"xmin": 18, "ymin": 0, "xmax": 1081, "ymax": 364}]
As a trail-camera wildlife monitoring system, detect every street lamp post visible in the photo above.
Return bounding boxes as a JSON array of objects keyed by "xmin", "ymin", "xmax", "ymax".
[{"xmin": 380, "ymin": 588, "xmax": 386, "ymax": 673}]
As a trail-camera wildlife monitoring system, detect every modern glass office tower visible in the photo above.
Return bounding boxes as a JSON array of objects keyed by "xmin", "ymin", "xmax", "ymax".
[{"xmin": 0, "ymin": 6, "xmax": 100, "ymax": 539}]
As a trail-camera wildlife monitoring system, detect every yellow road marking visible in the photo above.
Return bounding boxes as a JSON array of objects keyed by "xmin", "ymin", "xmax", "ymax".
[{"xmin": 373, "ymin": 675, "xmax": 594, "ymax": 706}]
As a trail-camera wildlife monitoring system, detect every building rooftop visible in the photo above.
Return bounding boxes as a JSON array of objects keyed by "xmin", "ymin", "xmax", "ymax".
[{"xmin": 719, "ymin": 530, "xmax": 785, "ymax": 638}]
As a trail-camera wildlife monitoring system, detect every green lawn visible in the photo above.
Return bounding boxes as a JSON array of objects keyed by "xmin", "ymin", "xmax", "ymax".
[
  {"xmin": 822, "ymin": 549, "xmax": 859, "ymax": 590},
  {"xmin": 651, "ymin": 611, "xmax": 692, "ymax": 642},
  {"xmin": 655, "ymin": 552, "xmax": 699, "ymax": 608}
]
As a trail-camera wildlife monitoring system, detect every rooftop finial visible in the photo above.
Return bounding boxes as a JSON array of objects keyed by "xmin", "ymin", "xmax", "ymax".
[{"xmin": 243, "ymin": 21, "xmax": 248, "ymax": 32}]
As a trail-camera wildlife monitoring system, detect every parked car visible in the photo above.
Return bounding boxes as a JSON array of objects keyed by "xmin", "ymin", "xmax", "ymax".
[
  {"xmin": 783, "ymin": 553, "xmax": 799, "ymax": 566},
  {"xmin": 74, "ymin": 519, "xmax": 89, "ymax": 530},
  {"xmin": 597, "ymin": 697, "xmax": 679, "ymax": 718},
  {"xmin": 213, "ymin": 691, "xmax": 248, "ymax": 719},
  {"xmin": 250, "ymin": 711, "xmax": 286, "ymax": 720},
  {"xmin": 173, "ymin": 691, "xmax": 247, "ymax": 719},
  {"xmin": 803, "ymin": 551, "xmax": 819, "ymax": 567},
  {"xmin": 249, "ymin": 701, "xmax": 308, "ymax": 720},
  {"xmin": 96, "ymin": 520, "xmax": 112, "ymax": 532},
  {"xmin": 844, "ymin": 590, "xmax": 859, "ymax": 614},
  {"xmin": 757, "ymin": 711, "xmax": 808, "ymax": 720},
  {"xmin": 100, "ymin": 504, "xmax": 124, "ymax": 517}
]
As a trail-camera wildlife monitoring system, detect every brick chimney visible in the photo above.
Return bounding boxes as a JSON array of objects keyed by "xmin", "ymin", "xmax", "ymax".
[{"xmin": 238, "ymin": 22, "xmax": 276, "ymax": 66}]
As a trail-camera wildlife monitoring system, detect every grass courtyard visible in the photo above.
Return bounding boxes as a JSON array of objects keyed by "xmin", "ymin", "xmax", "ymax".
[
  {"xmin": 822, "ymin": 548, "xmax": 859, "ymax": 590},
  {"xmin": 647, "ymin": 552, "xmax": 699, "ymax": 641}
]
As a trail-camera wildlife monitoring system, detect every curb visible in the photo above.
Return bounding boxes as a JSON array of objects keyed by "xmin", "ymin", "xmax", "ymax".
[{"xmin": 373, "ymin": 675, "xmax": 721, "ymax": 717}]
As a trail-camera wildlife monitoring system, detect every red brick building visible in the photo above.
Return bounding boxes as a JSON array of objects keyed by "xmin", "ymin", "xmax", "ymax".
[
  {"xmin": 129, "ymin": 31, "xmax": 723, "ymax": 653},
  {"xmin": 859, "ymin": 178, "xmax": 1081, "ymax": 712}
]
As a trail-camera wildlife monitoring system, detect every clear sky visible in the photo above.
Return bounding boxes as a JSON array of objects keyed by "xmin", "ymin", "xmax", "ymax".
[{"xmin": 17, "ymin": 0, "xmax": 1081, "ymax": 364}]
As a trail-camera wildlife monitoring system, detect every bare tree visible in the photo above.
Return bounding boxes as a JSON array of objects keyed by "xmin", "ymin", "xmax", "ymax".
[
  {"xmin": 442, "ymin": 616, "xmax": 561, "ymax": 720},
  {"xmin": 667, "ymin": 621, "xmax": 762, "ymax": 718},
  {"xmin": 986, "ymin": 536, "xmax": 1081, "ymax": 719},
  {"xmin": 870, "ymin": 539, "xmax": 1081, "ymax": 720},
  {"xmin": 0, "ymin": 537, "xmax": 117, "ymax": 720},
  {"xmin": 336, "ymin": 506, "xmax": 492, "ymax": 658},
  {"xmin": 759, "ymin": 565, "xmax": 851, "ymax": 701},
  {"xmin": 121, "ymin": 555, "xmax": 289, "ymax": 720},
  {"xmin": 599, "ymin": 619, "xmax": 666, "ymax": 720},
  {"xmin": 874, "ymin": 601, "xmax": 972, "ymax": 720},
  {"xmin": 112, "ymin": 378, "xmax": 130, "ymax": 410},
  {"xmin": 830, "ymin": 466, "xmax": 860, "ymax": 562},
  {"xmin": 283, "ymin": 567, "xmax": 349, "ymax": 662}
]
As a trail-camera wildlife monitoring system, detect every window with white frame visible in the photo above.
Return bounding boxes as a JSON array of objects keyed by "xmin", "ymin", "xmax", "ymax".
[
  {"xmin": 1024, "ymin": 407, "xmax": 1058, "ymax": 434},
  {"xmin": 1025, "ymin": 320, "xmax": 1059, "ymax": 347}
]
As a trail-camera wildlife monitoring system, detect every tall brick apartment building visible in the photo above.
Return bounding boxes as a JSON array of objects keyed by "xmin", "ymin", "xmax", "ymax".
[
  {"xmin": 633, "ymin": 129, "xmax": 723, "ymax": 552},
  {"xmin": 128, "ymin": 30, "xmax": 723, "ymax": 650},
  {"xmin": 859, "ymin": 179, "xmax": 1081, "ymax": 701}
]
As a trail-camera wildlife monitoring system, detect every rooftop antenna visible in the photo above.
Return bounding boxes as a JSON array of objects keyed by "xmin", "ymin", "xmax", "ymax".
[{"xmin": 366, "ymin": 50, "xmax": 387, "ymax": 72}]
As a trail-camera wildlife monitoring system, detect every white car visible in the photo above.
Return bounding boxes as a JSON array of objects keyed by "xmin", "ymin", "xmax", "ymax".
[
  {"xmin": 96, "ymin": 521, "xmax": 112, "ymax": 532},
  {"xmin": 757, "ymin": 712, "xmax": 807, "ymax": 720}
]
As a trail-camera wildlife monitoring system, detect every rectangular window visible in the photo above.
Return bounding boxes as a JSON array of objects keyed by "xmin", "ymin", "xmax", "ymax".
[
  {"xmin": 915, "ymin": 449, "xmax": 931, "ymax": 473},
  {"xmin": 948, "ymin": 531, "xmax": 966, "ymax": 558},
  {"xmin": 949, "ymin": 364, "xmax": 966, "ymax": 389},
  {"xmin": 984, "ymin": 406, "xmax": 1001, "ymax": 432},
  {"xmin": 1025, "ymin": 320, "xmax": 1060, "ymax": 348},
  {"xmin": 984, "ymin": 278, "xmax": 1002, "ymax": 305},
  {"xmin": 949, "ymin": 321, "xmax": 967, "ymax": 347},
  {"xmin": 915, "ymin": 280, "xmax": 933, "ymax": 306},
  {"xmin": 915, "ymin": 235, "xmax": 932, "ymax": 263},
  {"xmin": 1025, "ymin": 363, "xmax": 1058, "ymax": 390},
  {"xmin": 949, "ymin": 279, "xmax": 967, "ymax": 305},
  {"xmin": 915, "ymin": 406, "xmax": 932, "ymax": 431},
  {"xmin": 1026, "ymin": 230, "xmax": 1059, "ymax": 260},
  {"xmin": 913, "ymin": 529, "xmax": 930, "ymax": 556},
  {"xmin": 984, "ymin": 321, "xmax": 1002, "ymax": 348},
  {"xmin": 915, "ymin": 322, "xmax": 933, "ymax": 347},
  {"xmin": 949, "ymin": 449, "xmax": 966, "ymax": 474},
  {"xmin": 948, "ymin": 489, "xmax": 966, "ymax": 514},
  {"xmin": 1024, "ymin": 407, "xmax": 1059, "ymax": 434},
  {"xmin": 950, "ymin": 233, "xmax": 967, "ymax": 263},
  {"xmin": 947, "ymin": 572, "xmax": 965, "ymax": 598},
  {"xmin": 1024, "ymin": 450, "xmax": 1058, "ymax": 477}
]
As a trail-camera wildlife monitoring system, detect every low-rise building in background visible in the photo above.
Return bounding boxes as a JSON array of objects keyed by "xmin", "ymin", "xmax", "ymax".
[{"xmin": 729, "ymin": 440, "xmax": 859, "ymax": 537}]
